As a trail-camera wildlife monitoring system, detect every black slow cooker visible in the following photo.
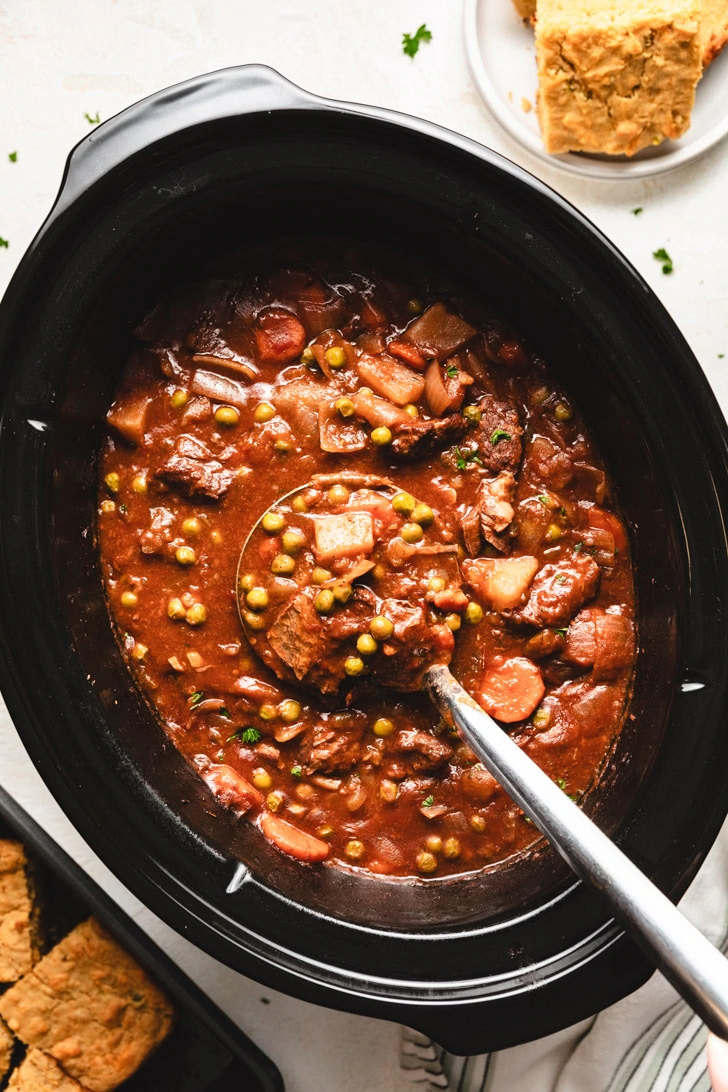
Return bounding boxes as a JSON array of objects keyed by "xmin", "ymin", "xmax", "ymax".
[{"xmin": 0, "ymin": 65, "xmax": 727, "ymax": 1054}]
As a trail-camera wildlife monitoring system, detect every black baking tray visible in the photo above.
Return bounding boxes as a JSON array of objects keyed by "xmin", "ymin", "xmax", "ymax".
[{"xmin": 0, "ymin": 785, "xmax": 283, "ymax": 1091}]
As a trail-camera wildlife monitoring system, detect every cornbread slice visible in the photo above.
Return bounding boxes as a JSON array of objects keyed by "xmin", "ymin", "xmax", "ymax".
[
  {"xmin": 702, "ymin": 0, "xmax": 728, "ymax": 60},
  {"xmin": 0, "ymin": 918, "xmax": 173, "ymax": 1092},
  {"xmin": 535, "ymin": 0, "xmax": 702, "ymax": 155},
  {"xmin": 7, "ymin": 1049, "xmax": 88, "ymax": 1091},
  {"xmin": 0, "ymin": 840, "xmax": 40, "ymax": 982},
  {"xmin": 0, "ymin": 1017, "xmax": 15, "ymax": 1081}
]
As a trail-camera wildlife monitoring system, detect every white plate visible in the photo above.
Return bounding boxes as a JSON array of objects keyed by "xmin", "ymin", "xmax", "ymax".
[{"xmin": 464, "ymin": 0, "xmax": 728, "ymax": 178}]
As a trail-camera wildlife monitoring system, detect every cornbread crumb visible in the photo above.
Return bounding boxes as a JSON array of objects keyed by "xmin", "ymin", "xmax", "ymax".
[
  {"xmin": 0, "ymin": 840, "xmax": 40, "ymax": 983},
  {"xmin": 7, "ymin": 1049, "xmax": 87, "ymax": 1091},
  {"xmin": 0, "ymin": 1017, "xmax": 14, "ymax": 1081},
  {"xmin": 536, "ymin": 0, "xmax": 702, "ymax": 155},
  {"xmin": 702, "ymin": 0, "xmax": 728, "ymax": 61},
  {"xmin": 0, "ymin": 918, "xmax": 173, "ymax": 1092},
  {"xmin": 521, "ymin": 97, "xmax": 533, "ymax": 111}
]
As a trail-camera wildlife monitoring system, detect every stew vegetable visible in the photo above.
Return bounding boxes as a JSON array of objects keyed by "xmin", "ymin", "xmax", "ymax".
[{"xmin": 99, "ymin": 244, "xmax": 635, "ymax": 878}]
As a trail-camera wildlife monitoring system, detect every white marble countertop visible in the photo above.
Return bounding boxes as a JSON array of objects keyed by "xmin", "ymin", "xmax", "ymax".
[{"xmin": 0, "ymin": 2, "xmax": 726, "ymax": 1090}]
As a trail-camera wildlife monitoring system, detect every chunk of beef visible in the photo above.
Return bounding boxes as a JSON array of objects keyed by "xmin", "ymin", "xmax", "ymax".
[
  {"xmin": 375, "ymin": 599, "xmax": 455, "ymax": 690},
  {"xmin": 563, "ymin": 608, "xmax": 635, "ymax": 677},
  {"xmin": 475, "ymin": 395, "xmax": 523, "ymax": 474},
  {"xmin": 514, "ymin": 554, "xmax": 600, "ymax": 628},
  {"xmin": 140, "ymin": 506, "xmax": 175, "ymax": 555},
  {"xmin": 265, "ymin": 586, "xmax": 372, "ymax": 694},
  {"xmin": 298, "ymin": 723, "xmax": 363, "ymax": 775},
  {"xmin": 387, "ymin": 729, "xmax": 454, "ymax": 772},
  {"xmin": 154, "ymin": 435, "xmax": 237, "ymax": 500},
  {"xmin": 460, "ymin": 471, "xmax": 516, "ymax": 555},
  {"xmin": 525, "ymin": 435, "xmax": 574, "ymax": 490},
  {"xmin": 390, "ymin": 414, "xmax": 467, "ymax": 460}
]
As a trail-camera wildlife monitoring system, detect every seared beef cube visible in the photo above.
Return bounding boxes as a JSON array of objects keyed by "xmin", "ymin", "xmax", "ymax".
[
  {"xmin": 387, "ymin": 729, "xmax": 454, "ymax": 772},
  {"xmin": 564, "ymin": 608, "xmax": 635, "ymax": 677},
  {"xmin": 299, "ymin": 724, "xmax": 363, "ymax": 775},
  {"xmin": 390, "ymin": 414, "xmax": 467, "ymax": 460},
  {"xmin": 375, "ymin": 599, "xmax": 455, "ymax": 690},
  {"xmin": 460, "ymin": 471, "xmax": 516, "ymax": 555},
  {"xmin": 476, "ymin": 396, "xmax": 523, "ymax": 474},
  {"xmin": 266, "ymin": 587, "xmax": 372, "ymax": 694},
  {"xmin": 524, "ymin": 435, "xmax": 574, "ymax": 490},
  {"xmin": 154, "ymin": 435, "xmax": 237, "ymax": 500},
  {"xmin": 514, "ymin": 554, "xmax": 600, "ymax": 628}
]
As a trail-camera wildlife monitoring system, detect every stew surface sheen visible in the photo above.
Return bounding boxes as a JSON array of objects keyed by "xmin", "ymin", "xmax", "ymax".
[{"xmin": 98, "ymin": 244, "xmax": 636, "ymax": 880}]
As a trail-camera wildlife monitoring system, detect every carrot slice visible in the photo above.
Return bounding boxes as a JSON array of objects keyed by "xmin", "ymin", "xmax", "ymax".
[
  {"xmin": 387, "ymin": 339, "xmax": 427, "ymax": 371},
  {"xmin": 255, "ymin": 307, "xmax": 306, "ymax": 364},
  {"xmin": 202, "ymin": 764, "xmax": 264, "ymax": 815},
  {"xmin": 478, "ymin": 656, "xmax": 545, "ymax": 724},
  {"xmin": 259, "ymin": 812, "xmax": 330, "ymax": 863},
  {"xmin": 587, "ymin": 506, "xmax": 628, "ymax": 554}
]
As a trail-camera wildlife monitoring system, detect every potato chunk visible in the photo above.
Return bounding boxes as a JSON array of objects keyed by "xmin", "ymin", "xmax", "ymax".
[
  {"xmin": 462, "ymin": 556, "xmax": 539, "ymax": 612},
  {"xmin": 313, "ymin": 511, "xmax": 374, "ymax": 564}
]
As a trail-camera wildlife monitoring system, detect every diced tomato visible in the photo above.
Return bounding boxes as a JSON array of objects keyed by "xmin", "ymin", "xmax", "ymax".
[
  {"xmin": 478, "ymin": 656, "xmax": 545, "ymax": 723},
  {"xmin": 586, "ymin": 506, "xmax": 628, "ymax": 554},
  {"xmin": 254, "ymin": 307, "xmax": 306, "ymax": 364},
  {"xmin": 386, "ymin": 340, "xmax": 427, "ymax": 371},
  {"xmin": 259, "ymin": 812, "xmax": 330, "ymax": 863}
]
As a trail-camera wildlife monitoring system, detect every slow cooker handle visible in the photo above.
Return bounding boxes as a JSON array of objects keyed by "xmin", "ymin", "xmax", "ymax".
[{"xmin": 53, "ymin": 65, "xmax": 321, "ymax": 213}]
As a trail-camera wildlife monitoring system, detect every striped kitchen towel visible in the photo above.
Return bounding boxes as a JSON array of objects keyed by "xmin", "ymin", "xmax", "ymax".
[{"xmin": 401, "ymin": 815, "xmax": 728, "ymax": 1092}]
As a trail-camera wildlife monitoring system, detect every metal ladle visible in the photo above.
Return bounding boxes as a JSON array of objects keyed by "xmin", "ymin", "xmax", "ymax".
[{"xmin": 238, "ymin": 481, "xmax": 728, "ymax": 1038}]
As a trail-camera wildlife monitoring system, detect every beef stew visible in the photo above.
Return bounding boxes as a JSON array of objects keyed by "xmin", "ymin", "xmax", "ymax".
[{"xmin": 98, "ymin": 243, "xmax": 636, "ymax": 880}]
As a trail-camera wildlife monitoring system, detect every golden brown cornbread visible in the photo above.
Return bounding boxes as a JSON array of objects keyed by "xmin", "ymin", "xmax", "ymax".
[
  {"xmin": 701, "ymin": 0, "xmax": 728, "ymax": 60},
  {"xmin": 535, "ymin": 0, "xmax": 702, "ymax": 155},
  {"xmin": 0, "ymin": 1017, "xmax": 15, "ymax": 1081},
  {"xmin": 0, "ymin": 918, "xmax": 173, "ymax": 1092},
  {"xmin": 6, "ymin": 1049, "xmax": 88, "ymax": 1091},
  {"xmin": 0, "ymin": 840, "xmax": 40, "ymax": 983},
  {"xmin": 513, "ymin": 0, "xmax": 537, "ymax": 20}
]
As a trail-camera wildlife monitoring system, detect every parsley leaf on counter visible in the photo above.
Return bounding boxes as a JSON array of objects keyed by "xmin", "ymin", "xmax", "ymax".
[
  {"xmin": 632, "ymin": 207, "xmax": 643, "ymax": 215},
  {"xmin": 84, "ymin": 111, "xmax": 101, "ymax": 125},
  {"xmin": 0, "ymin": 238, "xmax": 8, "ymax": 249},
  {"xmin": 402, "ymin": 23, "xmax": 432, "ymax": 58},
  {"xmin": 8, "ymin": 152, "xmax": 17, "ymax": 163},
  {"xmin": 653, "ymin": 247, "xmax": 673, "ymax": 274}
]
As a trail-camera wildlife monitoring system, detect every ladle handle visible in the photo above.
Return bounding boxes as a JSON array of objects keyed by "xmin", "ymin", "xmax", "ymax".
[{"xmin": 425, "ymin": 663, "xmax": 728, "ymax": 1039}]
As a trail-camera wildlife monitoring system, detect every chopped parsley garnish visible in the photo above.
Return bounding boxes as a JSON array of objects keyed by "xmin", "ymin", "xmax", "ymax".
[
  {"xmin": 490, "ymin": 428, "xmax": 511, "ymax": 445},
  {"xmin": 555, "ymin": 778, "xmax": 567, "ymax": 790},
  {"xmin": 215, "ymin": 749, "xmax": 225, "ymax": 761},
  {"xmin": 454, "ymin": 446, "xmax": 483, "ymax": 470},
  {"xmin": 537, "ymin": 494, "xmax": 550, "ymax": 506},
  {"xmin": 228, "ymin": 727, "xmax": 261, "ymax": 744},
  {"xmin": 8, "ymin": 152, "xmax": 17, "ymax": 163},
  {"xmin": 219, "ymin": 707, "xmax": 231, "ymax": 719},
  {"xmin": 422, "ymin": 794, "xmax": 435, "ymax": 808},
  {"xmin": 402, "ymin": 23, "xmax": 432, "ymax": 58},
  {"xmin": 653, "ymin": 247, "xmax": 673, "ymax": 275},
  {"xmin": 291, "ymin": 765, "xmax": 303, "ymax": 778},
  {"xmin": 189, "ymin": 690, "xmax": 205, "ymax": 707},
  {"xmin": 573, "ymin": 542, "xmax": 583, "ymax": 553},
  {"xmin": 632, "ymin": 207, "xmax": 643, "ymax": 215},
  {"xmin": 555, "ymin": 627, "xmax": 568, "ymax": 637},
  {"xmin": 118, "ymin": 503, "xmax": 128, "ymax": 514},
  {"xmin": 555, "ymin": 574, "xmax": 567, "ymax": 584},
  {"xmin": 0, "ymin": 238, "xmax": 8, "ymax": 249},
  {"xmin": 445, "ymin": 363, "xmax": 459, "ymax": 378},
  {"xmin": 84, "ymin": 111, "xmax": 101, "ymax": 125},
  {"xmin": 719, "ymin": 353, "xmax": 725, "ymax": 359}
]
